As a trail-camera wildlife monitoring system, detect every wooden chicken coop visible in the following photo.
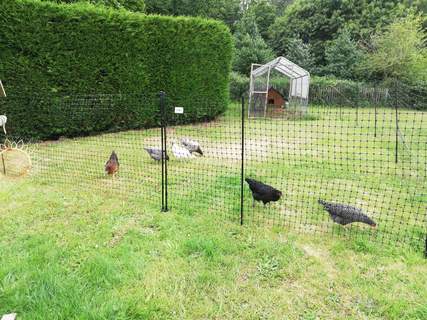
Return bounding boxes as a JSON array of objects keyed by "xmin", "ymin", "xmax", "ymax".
[
  {"xmin": 267, "ymin": 87, "xmax": 286, "ymax": 107},
  {"xmin": 266, "ymin": 87, "xmax": 287, "ymax": 117}
]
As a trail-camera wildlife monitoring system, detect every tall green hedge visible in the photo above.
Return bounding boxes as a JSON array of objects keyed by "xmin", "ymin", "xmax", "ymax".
[{"xmin": 0, "ymin": 0, "xmax": 233, "ymax": 140}]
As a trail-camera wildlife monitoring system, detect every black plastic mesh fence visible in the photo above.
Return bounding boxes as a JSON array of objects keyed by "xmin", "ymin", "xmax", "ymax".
[
  {"xmin": 0, "ymin": 94, "xmax": 162, "ymax": 208},
  {"xmin": 164, "ymin": 86, "xmax": 426, "ymax": 252},
  {"xmin": 0, "ymin": 87, "xmax": 425, "ymax": 252}
]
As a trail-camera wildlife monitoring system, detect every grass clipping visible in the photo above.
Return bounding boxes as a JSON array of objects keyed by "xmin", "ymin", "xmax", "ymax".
[{"xmin": 0, "ymin": 140, "xmax": 32, "ymax": 177}]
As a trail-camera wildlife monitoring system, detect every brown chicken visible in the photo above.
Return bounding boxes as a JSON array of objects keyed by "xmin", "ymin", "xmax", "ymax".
[{"xmin": 105, "ymin": 151, "xmax": 119, "ymax": 178}]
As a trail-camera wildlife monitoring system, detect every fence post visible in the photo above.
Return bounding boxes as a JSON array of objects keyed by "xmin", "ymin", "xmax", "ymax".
[
  {"xmin": 394, "ymin": 85, "xmax": 399, "ymax": 164},
  {"xmin": 374, "ymin": 103, "xmax": 377, "ymax": 138},
  {"xmin": 160, "ymin": 92, "xmax": 164, "ymax": 211},
  {"xmin": 240, "ymin": 96, "xmax": 245, "ymax": 225},
  {"xmin": 160, "ymin": 91, "xmax": 169, "ymax": 212},
  {"xmin": 355, "ymin": 98, "xmax": 359, "ymax": 125},
  {"xmin": 425, "ymin": 234, "xmax": 427, "ymax": 259},
  {"xmin": 240, "ymin": 96, "xmax": 245, "ymax": 226}
]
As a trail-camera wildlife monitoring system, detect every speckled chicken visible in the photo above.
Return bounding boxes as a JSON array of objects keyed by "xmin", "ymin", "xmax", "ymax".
[
  {"xmin": 245, "ymin": 178, "xmax": 282, "ymax": 207},
  {"xmin": 318, "ymin": 199, "xmax": 377, "ymax": 227},
  {"xmin": 144, "ymin": 147, "xmax": 169, "ymax": 161},
  {"xmin": 105, "ymin": 151, "xmax": 119, "ymax": 177}
]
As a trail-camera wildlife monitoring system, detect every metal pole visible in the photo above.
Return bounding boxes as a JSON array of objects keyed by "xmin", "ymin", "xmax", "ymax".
[
  {"xmin": 160, "ymin": 92, "xmax": 165, "ymax": 211},
  {"xmin": 425, "ymin": 234, "xmax": 427, "ymax": 259},
  {"xmin": 395, "ymin": 87, "xmax": 399, "ymax": 164},
  {"xmin": 240, "ymin": 96, "xmax": 245, "ymax": 225},
  {"xmin": 355, "ymin": 94, "xmax": 359, "ymax": 125},
  {"xmin": 374, "ymin": 103, "xmax": 377, "ymax": 138},
  {"xmin": 164, "ymin": 104, "xmax": 168, "ymax": 212},
  {"xmin": 160, "ymin": 91, "xmax": 168, "ymax": 212}
]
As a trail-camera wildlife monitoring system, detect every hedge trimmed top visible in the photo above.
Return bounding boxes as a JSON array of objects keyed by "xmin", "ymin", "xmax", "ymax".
[{"xmin": 0, "ymin": 0, "xmax": 233, "ymax": 139}]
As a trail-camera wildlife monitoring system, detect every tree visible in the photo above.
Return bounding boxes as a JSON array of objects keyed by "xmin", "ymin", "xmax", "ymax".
[
  {"xmin": 362, "ymin": 15, "xmax": 427, "ymax": 84},
  {"xmin": 233, "ymin": 11, "xmax": 274, "ymax": 75},
  {"xmin": 323, "ymin": 29, "xmax": 363, "ymax": 79},
  {"xmin": 268, "ymin": 0, "xmax": 409, "ymax": 67},
  {"xmin": 269, "ymin": 0, "xmax": 294, "ymax": 15},
  {"xmin": 281, "ymin": 37, "xmax": 314, "ymax": 71},
  {"xmin": 246, "ymin": 0, "xmax": 277, "ymax": 40}
]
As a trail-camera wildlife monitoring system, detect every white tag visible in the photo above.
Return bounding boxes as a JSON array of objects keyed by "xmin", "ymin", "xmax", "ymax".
[{"xmin": 174, "ymin": 107, "xmax": 184, "ymax": 114}]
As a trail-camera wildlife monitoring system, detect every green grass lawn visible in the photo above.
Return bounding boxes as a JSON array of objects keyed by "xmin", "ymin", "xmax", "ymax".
[{"xmin": 0, "ymin": 103, "xmax": 426, "ymax": 319}]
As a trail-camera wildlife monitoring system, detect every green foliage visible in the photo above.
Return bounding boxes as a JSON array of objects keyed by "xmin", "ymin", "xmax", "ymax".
[
  {"xmin": 269, "ymin": 0, "xmax": 409, "ymax": 67},
  {"xmin": 269, "ymin": 0, "xmax": 294, "ymax": 15},
  {"xmin": 0, "ymin": 0, "xmax": 233, "ymax": 140},
  {"xmin": 279, "ymin": 37, "xmax": 314, "ymax": 71},
  {"xmin": 233, "ymin": 11, "xmax": 274, "ymax": 75},
  {"xmin": 246, "ymin": 0, "xmax": 277, "ymax": 40},
  {"xmin": 229, "ymin": 72, "xmax": 249, "ymax": 99},
  {"xmin": 361, "ymin": 15, "xmax": 427, "ymax": 84},
  {"xmin": 144, "ymin": 0, "xmax": 242, "ymax": 29},
  {"xmin": 39, "ymin": 0, "xmax": 146, "ymax": 12},
  {"xmin": 323, "ymin": 29, "xmax": 363, "ymax": 80}
]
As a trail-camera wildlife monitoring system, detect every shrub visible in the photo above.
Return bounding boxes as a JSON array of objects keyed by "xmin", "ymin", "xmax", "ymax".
[
  {"xmin": 39, "ymin": 0, "xmax": 146, "ymax": 13},
  {"xmin": 0, "ymin": 0, "xmax": 233, "ymax": 140}
]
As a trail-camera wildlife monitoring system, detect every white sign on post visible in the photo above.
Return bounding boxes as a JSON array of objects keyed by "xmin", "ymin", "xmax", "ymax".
[
  {"xmin": 174, "ymin": 107, "xmax": 184, "ymax": 114},
  {"xmin": 0, "ymin": 81, "xmax": 6, "ymax": 98}
]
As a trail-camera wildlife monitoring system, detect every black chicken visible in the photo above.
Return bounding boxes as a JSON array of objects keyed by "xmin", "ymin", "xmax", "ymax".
[
  {"xmin": 245, "ymin": 178, "xmax": 282, "ymax": 207},
  {"xmin": 318, "ymin": 199, "xmax": 377, "ymax": 227}
]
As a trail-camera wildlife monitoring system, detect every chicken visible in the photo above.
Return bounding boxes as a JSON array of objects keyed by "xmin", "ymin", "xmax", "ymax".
[
  {"xmin": 245, "ymin": 178, "xmax": 282, "ymax": 207},
  {"xmin": 144, "ymin": 147, "xmax": 169, "ymax": 161},
  {"xmin": 0, "ymin": 115, "xmax": 7, "ymax": 134},
  {"xmin": 105, "ymin": 151, "xmax": 119, "ymax": 177},
  {"xmin": 318, "ymin": 199, "xmax": 377, "ymax": 227},
  {"xmin": 181, "ymin": 138, "xmax": 203, "ymax": 156},
  {"xmin": 172, "ymin": 141, "xmax": 194, "ymax": 159}
]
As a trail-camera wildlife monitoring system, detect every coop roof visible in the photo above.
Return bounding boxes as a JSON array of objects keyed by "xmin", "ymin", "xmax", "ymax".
[{"xmin": 252, "ymin": 57, "xmax": 309, "ymax": 79}]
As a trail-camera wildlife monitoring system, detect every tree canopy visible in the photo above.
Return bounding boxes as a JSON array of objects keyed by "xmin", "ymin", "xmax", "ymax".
[
  {"xmin": 269, "ymin": 0, "xmax": 409, "ymax": 66},
  {"xmin": 36, "ymin": 0, "xmax": 427, "ymax": 85},
  {"xmin": 361, "ymin": 15, "xmax": 427, "ymax": 84}
]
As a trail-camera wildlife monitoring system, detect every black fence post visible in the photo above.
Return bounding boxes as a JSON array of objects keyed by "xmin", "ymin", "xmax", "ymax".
[
  {"xmin": 395, "ymin": 88, "xmax": 399, "ymax": 164},
  {"xmin": 374, "ymin": 103, "xmax": 377, "ymax": 138},
  {"xmin": 355, "ymin": 99, "xmax": 359, "ymax": 125},
  {"xmin": 240, "ymin": 96, "xmax": 245, "ymax": 226},
  {"xmin": 164, "ymin": 106, "xmax": 168, "ymax": 212},
  {"xmin": 160, "ymin": 93, "xmax": 164, "ymax": 211},
  {"xmin": 160, "ymin": 91, "xmax": 168, "ymax": 212},
  {"xmin": 425, "ymin": 234, "xmax": 427, "ymax": 259}
]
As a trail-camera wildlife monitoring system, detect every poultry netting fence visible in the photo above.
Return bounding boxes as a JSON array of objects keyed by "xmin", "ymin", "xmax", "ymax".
[{"xmin": 0, "ymin": 87, "xmax": 426, "ymax": 253}]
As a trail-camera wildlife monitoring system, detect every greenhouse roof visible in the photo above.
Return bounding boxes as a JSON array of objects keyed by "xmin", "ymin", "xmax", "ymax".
[{"xmin": 252, "ymin": 57, "xmax": 310, "ymax": 79}]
